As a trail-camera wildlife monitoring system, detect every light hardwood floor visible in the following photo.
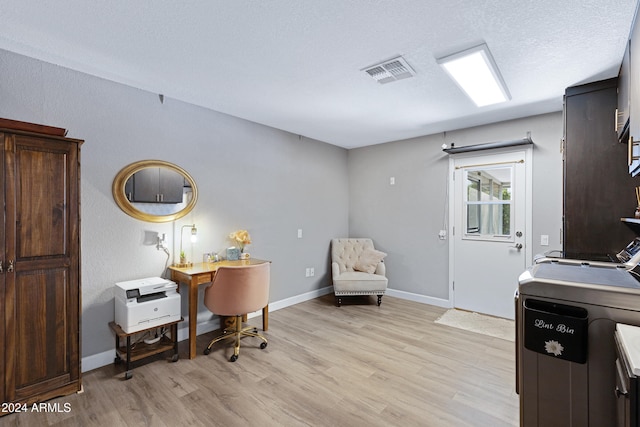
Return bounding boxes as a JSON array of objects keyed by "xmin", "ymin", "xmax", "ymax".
[{"xmin": 2, "ymin": 295, "xmax": 519, "ymax": 426}]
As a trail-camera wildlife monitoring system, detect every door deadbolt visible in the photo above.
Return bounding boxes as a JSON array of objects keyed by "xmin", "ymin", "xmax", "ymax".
[{"xmin": 516, "ymin": 231, "xmax": 523, "ymax": 237}]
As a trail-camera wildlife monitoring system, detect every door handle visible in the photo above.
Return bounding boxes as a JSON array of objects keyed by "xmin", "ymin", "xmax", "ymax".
[
  {"xmin": 510, "ymin": 243, "xmax": 523, "ymax": 250},
  {"xmin": 7, "ymin": 260, "xmax": 13, "ymax": 273},
  {"xmin": 629, "ymin": 136, "xmax": 640, "ymax": 166}
]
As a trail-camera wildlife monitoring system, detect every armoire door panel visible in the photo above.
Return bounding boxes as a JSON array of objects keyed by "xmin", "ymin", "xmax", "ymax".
[
  {"xmin": 14, "ymin": 136, "xmax": 71, "ymax": 259},
  {"xmin": 13, "ymin": 269, "xmax": 68, "ymax": 389}
]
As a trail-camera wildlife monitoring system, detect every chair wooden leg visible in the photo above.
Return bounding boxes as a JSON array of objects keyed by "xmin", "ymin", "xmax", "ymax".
[{"xmin": 377, "ymin": 295, "xmax": 382, "ymax": 306}]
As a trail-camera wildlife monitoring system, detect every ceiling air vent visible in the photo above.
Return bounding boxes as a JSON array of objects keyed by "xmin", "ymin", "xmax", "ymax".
[{"xmin": 363, "ymin": 56, "xmax": 415, "ymax": 84}]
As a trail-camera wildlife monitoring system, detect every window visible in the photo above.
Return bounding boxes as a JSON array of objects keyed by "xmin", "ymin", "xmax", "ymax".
[{"xmin": 464, "ymin": 166, "xmax": 513, "ymax": 240}]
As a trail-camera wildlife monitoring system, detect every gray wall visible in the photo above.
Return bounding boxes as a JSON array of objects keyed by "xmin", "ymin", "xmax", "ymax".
[
  {"xmin": 0, "ymin": 49, "xmax": 348, "ymax": 369},
  {"xmin": 348, "ymin": 112, "xmax": 564, "ymax": 302},
  {"xmin": 0, "ymin": 47, "xmax": 564, "ymax": 371}
]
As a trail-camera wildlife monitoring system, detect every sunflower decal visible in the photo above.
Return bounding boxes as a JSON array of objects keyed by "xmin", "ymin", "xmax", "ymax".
[{"xmin": 544, "ymin": 340, "xmax": 564, "ymax": 357}]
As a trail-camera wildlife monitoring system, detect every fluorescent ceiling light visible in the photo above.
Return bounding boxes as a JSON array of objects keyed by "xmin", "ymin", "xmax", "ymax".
[{"xmin": 437, "ymin": 44, "xmax": 511, "ymax": 107}]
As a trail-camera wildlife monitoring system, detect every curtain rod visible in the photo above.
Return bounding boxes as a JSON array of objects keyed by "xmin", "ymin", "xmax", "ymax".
[{"xmin": 442, "ymin": 136, "xmax": 533, "ymax": 154}]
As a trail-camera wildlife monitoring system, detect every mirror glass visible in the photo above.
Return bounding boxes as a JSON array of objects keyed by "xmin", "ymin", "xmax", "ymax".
[{"xmin": 112, "ymin": 160, "xmax": 198, "ymax": 223}]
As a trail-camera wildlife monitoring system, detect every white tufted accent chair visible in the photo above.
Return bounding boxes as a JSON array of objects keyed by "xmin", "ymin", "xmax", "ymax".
[{"xmin": 331, "ymin": 238, "xmax": 388, "ymax": 306}]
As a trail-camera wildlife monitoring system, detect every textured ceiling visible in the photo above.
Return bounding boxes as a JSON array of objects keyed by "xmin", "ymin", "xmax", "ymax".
[{"xmin": 0, "ymin": 0, "xmax": 637, "ymax": 148}]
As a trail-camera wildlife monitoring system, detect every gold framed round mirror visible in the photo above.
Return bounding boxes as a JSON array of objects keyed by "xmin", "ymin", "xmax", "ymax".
[{"xmin": 112, "ymin": 160, "xmax": 198, "ymax": 223}]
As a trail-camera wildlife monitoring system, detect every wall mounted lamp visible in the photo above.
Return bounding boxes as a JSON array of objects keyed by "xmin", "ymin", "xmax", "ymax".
[{"xmin": 437, "ymin": 43, "xmax": 511, "ymax": 107}]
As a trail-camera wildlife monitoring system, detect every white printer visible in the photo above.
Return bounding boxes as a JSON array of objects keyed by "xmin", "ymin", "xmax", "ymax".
[{"xmin": 115, "ymin": 277, "xmax": 181, "ymax": 333}]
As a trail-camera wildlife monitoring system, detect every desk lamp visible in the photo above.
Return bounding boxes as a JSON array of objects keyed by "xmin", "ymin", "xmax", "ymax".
[{"xmin": 178, "ymin": 224, "xmax": 197, "ymax": 266}]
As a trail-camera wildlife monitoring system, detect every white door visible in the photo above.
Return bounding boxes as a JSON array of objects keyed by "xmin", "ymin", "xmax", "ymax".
[{"xmin": 449, "ymin": 148, "xmax": 531, "ymax": 320}]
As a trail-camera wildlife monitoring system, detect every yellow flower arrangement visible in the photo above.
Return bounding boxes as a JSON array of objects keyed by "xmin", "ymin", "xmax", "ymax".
[{"xmin": 229, "ymin": 229, "xmax": 251, "ymax": 251}]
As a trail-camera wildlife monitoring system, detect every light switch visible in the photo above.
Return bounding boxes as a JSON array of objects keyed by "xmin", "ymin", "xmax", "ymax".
[
  {"xmin": 390, "ymin": 177, "xmax": 395, "ymax": 185},
  {"xmin": 297, "ymin": 229, "xmax": 303, "ymax": 238},
  {"xmin": 541, "ymin": 235, "xmax": 549, "ymax": 246}
]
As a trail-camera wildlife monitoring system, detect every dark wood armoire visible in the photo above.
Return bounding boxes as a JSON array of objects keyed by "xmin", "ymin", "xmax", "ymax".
[
  {"xmin": 563, "ymin": 78, "xmax": 638, "ymax": 257},
  {"xmin": 0, "ymin": 118, "xmax": 82, "ymax": 408}
]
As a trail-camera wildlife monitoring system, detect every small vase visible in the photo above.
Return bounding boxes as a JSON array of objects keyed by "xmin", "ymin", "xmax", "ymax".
[
  {"xmin": 636, "ymin": 207, "xmax": 640, "ymax": 219},
  {"xmin": 240, "ymin": 246, "xmax": 250, "ymax": 259}
]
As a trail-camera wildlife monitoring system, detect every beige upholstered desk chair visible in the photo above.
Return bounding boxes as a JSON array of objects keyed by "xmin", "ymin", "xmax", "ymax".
[
  {"xmin": 203, "ymin": 263, "xmax": 270, "ymax": 362},
  {"xmin": 331, "ymin": 238, "xmax": 388, "ymax": 306}
]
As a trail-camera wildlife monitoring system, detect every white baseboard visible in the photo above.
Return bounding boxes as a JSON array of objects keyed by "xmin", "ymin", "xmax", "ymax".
[
  {"xmin": 385, "ymin": 287, "xmax": 452, "ymax": 309},
  {"xmin": 265, "ymin": 285, "xmax": 334, "ymax": 312},
  {"xmin": 82, "ymin": 349, "xmax": 120, "ymax": 373},
  {"xmin": 82, "ymin": 286, "xmax": 335, "ymax": 373}
]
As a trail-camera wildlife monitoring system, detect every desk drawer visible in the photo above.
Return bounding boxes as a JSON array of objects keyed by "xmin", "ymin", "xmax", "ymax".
[{"xmin": 196, "ymin": 273, "xmax": 214, "ymax": 284}]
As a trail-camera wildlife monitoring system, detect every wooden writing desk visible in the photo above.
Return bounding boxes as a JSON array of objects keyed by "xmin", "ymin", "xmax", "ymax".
[{"xmin": 168, "ymin": 258, "xmax": 270, "ymax": 359}]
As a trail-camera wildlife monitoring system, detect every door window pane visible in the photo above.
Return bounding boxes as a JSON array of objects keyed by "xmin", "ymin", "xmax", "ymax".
[{"xmin": 464, "ymin": 166, "xmax": 513, "ymax": 239}]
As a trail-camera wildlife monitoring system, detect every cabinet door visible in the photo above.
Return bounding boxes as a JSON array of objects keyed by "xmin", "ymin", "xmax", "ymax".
[
  {"xmin": 3, "ymin": 133, "xmax": 80, "ymax": 402},
  {"xmin": 132, "ymin": 167, "xmax": 184, "ymax": 203},
  {"xmin": 131, "ymin": 167, "xmax": 159, "ymax": 202},
  {"xmin": 629, "ymin": 15, "xmax": 640, "ymax": 175},
  {"xmin": 564, "ymin": 81, "xmax": 637, "ymax": 256},
  {"xmin": 619, "ymin": 41, "xmax": 630, "ymax": 136},
  {"xmin": 158, "ymin": 168, "xmax": 184, "ymax": 203},
  {"xmin": 616, "ymin": 358, "xmax": 631, "ymax": 427}
]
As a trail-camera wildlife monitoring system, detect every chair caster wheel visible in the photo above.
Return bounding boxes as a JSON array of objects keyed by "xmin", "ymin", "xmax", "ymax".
[
  {"xmin": 124, "ymin": 371, "xmax": 132, "ymax": 380},
  {"xmin": 230, "ymin": 354, "xmax": 238, "ymax": 362},
  {"xmin": 203, "ymin": 348, "xmax": 211, "ymax": 355},
  {"xmin": 260, "ymin": 342, "xmax": 267, "ymax": 349}
]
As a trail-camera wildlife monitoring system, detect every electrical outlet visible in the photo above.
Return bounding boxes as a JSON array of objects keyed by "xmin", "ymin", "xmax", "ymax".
[
  {"xmin": 310, "ymin": 268, "xmax": 315, "ymax": 277},
  {"xmin": 390, "ymin": 176, "xmax": 395, "ymax": 185},
  {"xmin": 297, "ymin": 228, "xmax": 303, "ymax": 238},
  {"xmin": 541, "ymin": 235, "xmax": 549, "ymax": 246}
]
